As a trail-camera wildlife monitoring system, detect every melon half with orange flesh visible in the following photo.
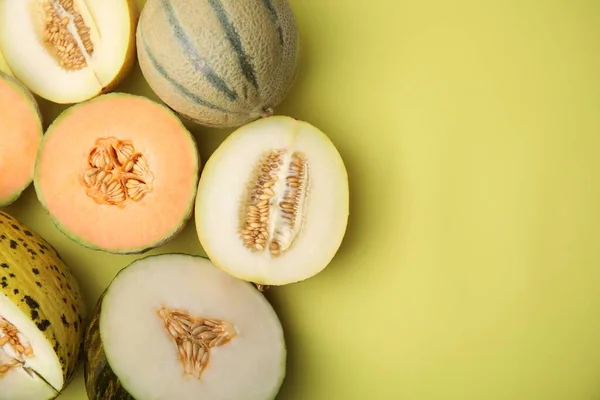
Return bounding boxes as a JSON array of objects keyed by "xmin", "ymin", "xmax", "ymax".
[
  {"xmin": 34, "ymin": 93, "xmax": 200, "ymax": 254},
  {"xmin": 0, "ymin": 71, "xmax": 43, "ymax": 207}
]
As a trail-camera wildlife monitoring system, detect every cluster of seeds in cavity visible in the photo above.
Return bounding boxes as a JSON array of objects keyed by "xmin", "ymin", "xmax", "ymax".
[
  {"xmin": 241, "ymin": 150, "xmax": 285, "ymax": 254},
  {"xmin": 240, "ymin": 150, "xmax": 309, "ymax": 256},
  {"xmin": 158, "ymin": 307, "xmax": 237, "ymax": 379},
  {"xmin": 82, "ymin": 138, "xmax": 154, "ymax": 206},
  {"xmin": 42, "ymin": 0, "xmax": 93, "ymax": 70},
  {"xmin": 0, "ymin": 317, "xmax": 34, "ymax": 375}
]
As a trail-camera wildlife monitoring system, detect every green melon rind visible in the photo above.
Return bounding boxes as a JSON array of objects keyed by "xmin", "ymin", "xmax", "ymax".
[
  {"xmin": 0, "ymin": 71, "xmax": 43, "ymax": 208},
  {"xmin": 83, "ymin": 291, "xmax": 133, "ymax": 400},
  {"xmin": 32, "ymin": 92, "xmax": 201, "ymax": 255},
  {"xmin": 83, "ymin": 253, "xmax": 286, "ymax": 400},
  {"xmin": 0, "ymin": 211, "xmax": 87, "ymax": 394},
  {"xmin": 136, "ymin": 0, "xmax": 301, "ymax": 129}
]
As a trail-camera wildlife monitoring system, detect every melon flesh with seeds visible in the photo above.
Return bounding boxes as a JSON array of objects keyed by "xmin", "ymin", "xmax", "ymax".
[
  {"xmin": 84, "ymin": 253, "xmax": 286, "ymax": 400},
  {"xmin": 34, "ymin": 92, "xmax": 200, "ymax": 254},
  {"xmin": 0, "ymin": 71, "xmax": 43, "ymax": 207},
  {"xmin": 137, "ymin": 0, "xmax": 300, "ymax": 128},
  {"xmin": 0, "ymin": 211, "xmax": 86, "ymax": 400},
  {"xmin": 195, "ymin": 116, "xmax": 349, "ymax": 285},
  {"xmin": 0, "ymin": 0, "xmax": 137, "ymax": 104}
]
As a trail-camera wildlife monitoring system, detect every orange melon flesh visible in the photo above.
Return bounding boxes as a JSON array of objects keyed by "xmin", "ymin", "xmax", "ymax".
[
  {"xmin": 0, "ymin": 72, "xmax": 42, "ymax": 206},
  {"xmin": 34, "ymin": 93, "xmax": 200, "ymax": 253}
]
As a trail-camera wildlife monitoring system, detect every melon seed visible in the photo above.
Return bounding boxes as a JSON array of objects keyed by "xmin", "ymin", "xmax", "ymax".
[
  {"xmin": 157, "ymin": 307, "xmax": 237, "ymax": 380},
  {"xmin": 82, "ymin": 138, "xmax": 154, "ymax": 206}
]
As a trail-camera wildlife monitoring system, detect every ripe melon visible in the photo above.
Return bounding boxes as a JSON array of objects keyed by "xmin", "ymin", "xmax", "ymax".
[
  {"xmin": 0, "ymin": 0, "xmax": 138, "ymax": 104},
  {"xmin": 83, "ymin": 253, "xmax": 286, "ymax": 400},
  {"xmin": 0, "ymin": 211, "xmax": 86, "ymax": 400},
  {"xmin": 195, "ymin": 116, "xmax": 349, "ymax": 286},
  {"xmin": 0, "ymin": 71, "xmax": 43, "ymax": 208},
  {"xmin": 137, "ymin": 0, "xmax": 300, "ymax": 128},
  {"xmin": 33, "ymin": 92, "xmax": 200, "ymax": 254}
]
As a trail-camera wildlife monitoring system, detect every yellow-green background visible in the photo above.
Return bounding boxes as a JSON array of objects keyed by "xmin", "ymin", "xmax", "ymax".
[{"xmin": 4, "ymin": 0, "xmax": 600, "ymax": 398}]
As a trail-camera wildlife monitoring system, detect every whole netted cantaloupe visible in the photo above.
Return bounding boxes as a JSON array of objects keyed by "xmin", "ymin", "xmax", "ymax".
[{"xmin": 136, "ymin": 0, "xmax": 300, "ymax": 129}]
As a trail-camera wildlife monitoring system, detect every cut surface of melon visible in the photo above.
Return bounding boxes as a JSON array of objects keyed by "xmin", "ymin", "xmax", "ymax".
[
  {"xmin": 195, "ymin": 116, "xmax": 349, "ymax": 285},
  {"xmin": 0, "ymin": 0, "xmax": 137, "ymax": 104},
  {"xmin": 34, "ymin": 93, "xmax": 200, "ymax": 253},
  {"xmin": 0, "ymin": 211, "xmax": 86, "ymax": 400},
  {"xmin": 0, "ymin": 72, "xmax": 43, "ymax": 207},
  {"xmin": 85, "ymin": 254, "xmax": 286, "ymax": 400}
]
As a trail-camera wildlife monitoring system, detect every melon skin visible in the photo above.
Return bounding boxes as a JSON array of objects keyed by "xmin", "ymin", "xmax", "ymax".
[
  {"xmin": 136, "ymin": 0, "xmax": 300, "ymax": 128},
  {"xmin": 0, "ymin": 71, "xmax": 43, "ymax": 208},
  {"xmin": 0, "ymin": 211, "xmax": 86, "ymax": 399},
  {"xmin": 33, "ymin": 92, "xmax": 201, "ymax": 255},
  {"xmin": 83, "ymin": 253, "xmax": 287, "ymax": 400}
]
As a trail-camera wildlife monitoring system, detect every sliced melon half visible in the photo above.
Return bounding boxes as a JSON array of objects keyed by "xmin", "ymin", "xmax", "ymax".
[
  {"xmin": 34, "ymin": 92, "xmax": 200, "ymax": 254},
  {"xmin": 83, "ymin": 253, "xmax": 286, "ymax": 400},
  {"xmin": 0, "ymin": 71, "xmax": 43, "ymax": 207},
  {"xmin": 0, "ymin": 211, "xmax": 86, "ymax": 400},
  {"xmin": 0, "ymin": 0, "xmax": 137, "ymax": 104},
  {"xmin": 195, "ymin": 116, "xmax": 349, "ymax": 285}
]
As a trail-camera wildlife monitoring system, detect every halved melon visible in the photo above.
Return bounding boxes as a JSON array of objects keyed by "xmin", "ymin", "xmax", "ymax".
[
  {"xmin": 84, "ymin": 253, "xmax": 286, "ymax": 400},
  {"xmin": 34, "ymin": 92, "xmax": 200, "ymax": 254},
  {"xmin": 0, "ymin": 211, "xmax": 86, "ymax": 400},
  {"xmin": 0, "ymin": 0, "xmax": 137, "ymax": 104},
  {"xmin": 195, "ymin": 116, "xmax": 349, "ymax": 286},
  {"xmin": 0, "ymin": 71, "xmax": 43, "ymax": 207}
]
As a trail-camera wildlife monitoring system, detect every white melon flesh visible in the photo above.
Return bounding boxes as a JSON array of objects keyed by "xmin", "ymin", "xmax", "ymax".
[
  {"xmin": 195, "ymin": 116, "xmax": 349, "ymax": 285},
  {"xmin": 0, "ymin": 0, "xmax": 135, "ymax": 104},
  {"xmin": 97, "ymin": 254, "xmax": 286, "ymax": 400},
  {"xmin": 0, "ymin": 297, "xmax": 61, "ymax": 400}
]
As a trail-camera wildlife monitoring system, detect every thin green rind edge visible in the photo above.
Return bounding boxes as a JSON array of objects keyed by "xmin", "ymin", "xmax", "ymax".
[
  {"xmin": 83, "ymin": 253, "xmax": 287, "ymax": 400},
  {"xmin": 32, "ymin": 92, "xmax": 201, "ymax": 255}
]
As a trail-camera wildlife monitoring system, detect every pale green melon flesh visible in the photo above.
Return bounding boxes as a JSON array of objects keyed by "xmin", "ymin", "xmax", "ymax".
[
  {"xmin": 0, "ymin": 0, "xmax": 137, "ymax": 104},
  {"xmin": 98, "ymin": 254, "xmax": 286, "ymax": 400},
  {"xmin": 195, "ymin": 116, "xmax": 349, "ymax": 285}
]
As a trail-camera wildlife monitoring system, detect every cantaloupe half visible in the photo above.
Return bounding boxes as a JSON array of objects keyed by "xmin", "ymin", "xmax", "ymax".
[
  {"xmin": 0, "ymin": 0, "xmax": 137, "ymax": 104},
  {"xmin": 195, "ymin": 116, "xmax": 349, "ymax": 286},
  {"xmin": 34, "ymin": 93, "xmax": 200, "ymax": 254},
  {"xmin": 0, "ymin": 71, "xmax": 43, "ymax": 207},
  {"xmin": 84, "ymin": 254, "xmax": 286, "ymax": 400}
]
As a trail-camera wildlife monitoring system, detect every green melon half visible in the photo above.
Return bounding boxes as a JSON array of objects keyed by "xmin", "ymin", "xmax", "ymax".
[
  {"xmin": 0, "ymin": 0, "xmax": 138, "ymax": 104},
  {"xmin": 0, "ymin": 48, "xmax": 13, "ymax": 76},
  {"xmin": 0, "ymin": 211, "xmax": 86, "ymax": 400},
  {"xmin": 33, "ymin": 92, "xmax": 201, "ymax": 254},
  {"xmin": 195, "ymin": 116, "xmax": 349, "ymax": 286},
  {"xmin": 0, "ymin": 71, "xmax": 43, "ymax": 207},
  {"xmin": 137, "ymin": 0, "xmax": 300, "ymax": 128},
  {"xmin": 84, "ymin": 253, "xmax": 286, "ymax": 400}
]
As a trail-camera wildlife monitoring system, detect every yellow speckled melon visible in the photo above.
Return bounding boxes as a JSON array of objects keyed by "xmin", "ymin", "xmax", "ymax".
[
  {"xmin": 0, "ymin": 211, "xmax": 86, "ymax": 400},
  {"xmin": 136, "ymin": 0, "xmax": 300, "ymax": 128}
]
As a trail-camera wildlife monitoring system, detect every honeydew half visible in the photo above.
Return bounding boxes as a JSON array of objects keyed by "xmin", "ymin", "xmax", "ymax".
[
  {"xmin": 195, "ymin": 116, "xmax": 349, "ymax": 286},
  {"xmin": 0, "ymin": 0, "xmax": 137, "ymax": 104},
  {"xmin": 84, "ymin": 253, "xmax": 286, "ymax": 400},
  {"xmin": 34, "ymin": 92, "xmax": 200, "ymax": 254}
]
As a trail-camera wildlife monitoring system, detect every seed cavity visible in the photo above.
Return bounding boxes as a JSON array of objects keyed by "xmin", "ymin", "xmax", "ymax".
[
  {"xmin": 41, "ymin": 0, "xmax": 95, "ymax": 70},
  {"xmin": 158, "ymin": 307, "xmax": 237, "ymax": 379},
  {"xmin": 0, "ymin": 317, "xmax": 34, "ymax": 376},
  {"xmin": 82, "ymin": 138, "xmax": 154, "ymax": 206},
  {"xmin": 239, "ymin": 149, "xmax": 309, "ymax": 256}
]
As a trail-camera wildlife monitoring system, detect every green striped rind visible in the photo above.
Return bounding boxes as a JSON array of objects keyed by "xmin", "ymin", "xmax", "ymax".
[
  {"xmin": 136, "ymin": 0, "xmax": 300, "ymax": 128},
  {"xmin": 0, "ymin": 211, "xmax": 86, "ymax": 389},
  {"xmin": 0, "ymin": 71, "xmax": 43, "ymax": 207},
  {"xmin": 83, "ymin": 291, "xmax": 134, "ymax": 400}
]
